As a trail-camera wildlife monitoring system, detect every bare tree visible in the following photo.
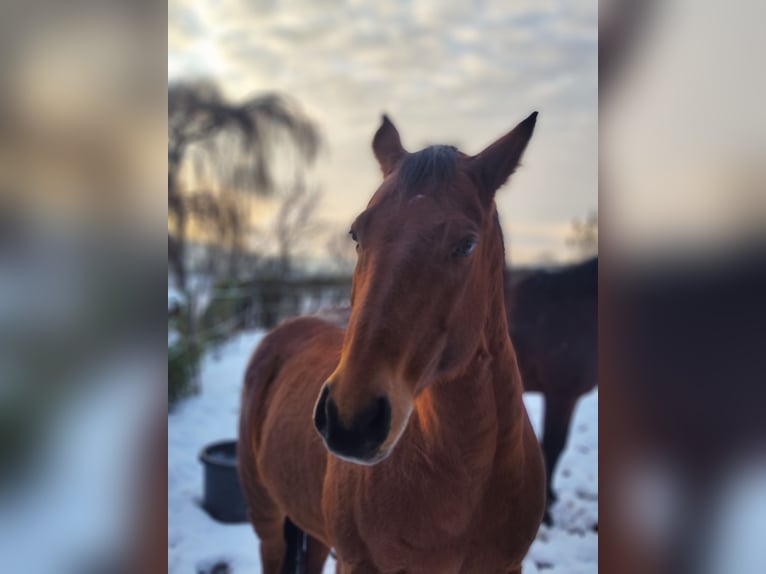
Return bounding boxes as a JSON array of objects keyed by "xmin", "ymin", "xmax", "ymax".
[
  {"xmin": 272, "ymin": 180, "xmax": 325, "ymax": 278},
  {"xmin": 566, "ymin": 210, "xmax": 598, "ymax": 258},
  {"xmin": 168, "ymin": 80, "xmax": 321, "ymax": 293}
]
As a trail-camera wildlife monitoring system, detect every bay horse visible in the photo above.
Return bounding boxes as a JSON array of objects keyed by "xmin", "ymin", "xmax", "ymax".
[
  {"xmin": 504, "ymin": 257, "xmax": 598, "ymax": 521},
  {"xmin": 238, "ymin": 112, "xmax": 545, "ymax": 573}
]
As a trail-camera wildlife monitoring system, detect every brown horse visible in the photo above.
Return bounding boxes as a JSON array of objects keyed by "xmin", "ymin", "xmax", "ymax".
[
  {"xmin": 504, "ymin": 257, "xmax": 598, "ymax": 521},
  {"xmin": 239, "ymin": 112, "xmax": 545, "ymax": 574}
]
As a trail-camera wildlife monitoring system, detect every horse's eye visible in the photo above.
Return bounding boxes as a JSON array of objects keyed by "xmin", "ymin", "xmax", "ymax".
[
  {"xmin": 451, "ymin": 236, "xmax": 478, "ymax": 258},
  {"xmin": 349, "ymin": 229, "xmax": 358, "ymax": 243}
]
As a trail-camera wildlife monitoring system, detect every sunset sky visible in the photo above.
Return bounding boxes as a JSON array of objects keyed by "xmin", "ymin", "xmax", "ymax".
[{"xmin": 168, "ymin": 0, "xmax": 597, "ymax": 264}]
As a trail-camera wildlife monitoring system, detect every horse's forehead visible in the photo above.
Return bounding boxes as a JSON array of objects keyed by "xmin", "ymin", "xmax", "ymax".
[
  {"xmin": 378, "ymin": 165, "xmax": 476, "ymax": 203},
  {"xmin": 371, "ymin": 182, "xmax": 474, "ymax": 224},
  {"xmin": 408, "ymin": 171, "xmax": 484, "ymax": 223},
  {"xmin": 361, "ymin": 160, "xmax": 483, "ymax": 233}
]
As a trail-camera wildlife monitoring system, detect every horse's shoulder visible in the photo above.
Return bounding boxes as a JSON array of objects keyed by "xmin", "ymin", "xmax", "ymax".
[
  {"xmin": 245, "ymin": 316, "xmax": 341, "ymax": 386},
  {"xmin": 277, "ymin": 315, "xmax": 343, "ymax": 347},
  {"xmin": 275, "ymin": 314, "xmax": 343, "ymax": 337},
  {"xmin": 266, "ymin": 315, "xmax": 344, "ymax": 360}
]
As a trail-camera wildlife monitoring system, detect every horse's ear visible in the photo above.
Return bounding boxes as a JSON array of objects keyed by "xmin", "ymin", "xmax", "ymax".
[
  {"xmin": 469, "ymin": 112, "xmax": 538, "ymax": 204},
  {"xmin": 372, "ymin": 114, "xmax": 407, "ymax": 177}
]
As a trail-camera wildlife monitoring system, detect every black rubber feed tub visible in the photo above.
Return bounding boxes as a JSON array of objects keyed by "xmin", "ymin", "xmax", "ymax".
[{"xmin": 199, "ymin": 439, "xmax": 248, "ymax": 523}]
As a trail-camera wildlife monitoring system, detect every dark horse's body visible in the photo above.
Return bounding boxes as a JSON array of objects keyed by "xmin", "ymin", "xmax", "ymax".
[
  {"xmin": 600, "ymin": 248, "xmax": 766, "ymax": 574},
  {"xmin": 239, "ymin": 113, "xmax": 545, "ymax": 573},
  {"xmin": 505, "ymin": 257, "xmax": 597, "ymax": 515}
]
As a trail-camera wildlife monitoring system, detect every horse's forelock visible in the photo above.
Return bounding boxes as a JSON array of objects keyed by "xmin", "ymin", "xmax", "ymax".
[{"xmin": 397, "ymin": 145, "xmax": 459, "ymax": 194}]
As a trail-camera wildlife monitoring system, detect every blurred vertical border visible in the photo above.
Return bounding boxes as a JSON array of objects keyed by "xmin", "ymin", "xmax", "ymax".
[
  {"xmin": 0, "ymin": 0, "xmax": 167, "ymax": 572},
  {"xmin": 601, "ymin": 1, "xmax": 766, "ymax": 573}
]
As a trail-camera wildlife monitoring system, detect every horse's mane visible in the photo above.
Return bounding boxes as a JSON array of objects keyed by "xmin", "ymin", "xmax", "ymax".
[{"xmin": 398, "ymin": 145, "xmax": 458, "ymax": 193}]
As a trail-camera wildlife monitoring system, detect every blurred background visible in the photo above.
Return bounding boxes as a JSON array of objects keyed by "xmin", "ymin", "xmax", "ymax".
[{"xmin": 0, "ymin": 0, "xmax": 762, "ymax": 573}]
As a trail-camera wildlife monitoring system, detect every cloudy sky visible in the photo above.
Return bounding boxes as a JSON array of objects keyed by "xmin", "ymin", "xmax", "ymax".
[{"xmin": 169, "ymin": 0, "xmax": 597, "ymax": 264}]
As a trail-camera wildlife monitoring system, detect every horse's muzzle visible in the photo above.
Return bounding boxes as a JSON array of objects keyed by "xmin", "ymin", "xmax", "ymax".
[{"xmin": 313, "ymin": 384, "xmax": 392, "ymax": 464}]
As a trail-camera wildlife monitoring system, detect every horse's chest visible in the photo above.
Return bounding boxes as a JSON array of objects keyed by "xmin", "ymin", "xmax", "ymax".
[{"xmin": 323, "ymin": 461, "xmax": 485, "ymax": 568}]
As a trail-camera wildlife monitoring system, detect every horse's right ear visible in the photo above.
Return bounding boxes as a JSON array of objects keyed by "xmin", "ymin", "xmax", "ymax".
[
  {"xmin": 372, "ymin": 114, "xmax": 407, "ymax": 177},
  {"xmin": 469, "ymin": 112, "xmax": 538, "ymax": 205}
]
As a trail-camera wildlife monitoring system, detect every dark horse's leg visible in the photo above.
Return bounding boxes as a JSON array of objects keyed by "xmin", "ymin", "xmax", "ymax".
[
  {"xmin": 541, "ymin": 393, "xmax": 578, "ymax": 524},
  {"xmin": 283, "ymin": 518, "xmax": 305, "ymax": 574},
  {"xmin": 283, "ymin": 518, "xmax": 330, "ymax": 574}
]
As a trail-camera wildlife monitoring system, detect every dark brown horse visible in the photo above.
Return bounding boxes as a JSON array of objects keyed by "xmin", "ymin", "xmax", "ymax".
[
  {"xmin": 601, "ymin": 249, "xmax": 766, "ymax": 574},
  {"xmin": 505, "ymin": 257, "xmax": 598, "ymax": 520},
  {"xmin": 239, "ymin": 113, "xmax": 545, "ymax": 573}
]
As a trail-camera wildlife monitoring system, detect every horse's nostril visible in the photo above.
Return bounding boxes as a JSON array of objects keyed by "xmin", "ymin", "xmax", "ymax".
[
  {"xmin": 350, "ymin": 396, "xmax": 392, "ymax": 452},
  {"xmin": 313, "ymin": 385, "xmax": 330, "ymax": 437},
  {"xmin": 366, "ymin": 397, "xmax": 392, "ymax": 444},
  {"xmin": 316, "ymin": 392, "xmax": 392, "ymax": 461}
]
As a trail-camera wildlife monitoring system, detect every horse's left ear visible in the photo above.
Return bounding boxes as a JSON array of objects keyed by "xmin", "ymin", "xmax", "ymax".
[
  {"xmin": 372, "ymin": 114, "xmax": 407, "ymax": 177},
  {"xmin": 469, "ymin": 111, "xmax": 538, "ymax": 204}
]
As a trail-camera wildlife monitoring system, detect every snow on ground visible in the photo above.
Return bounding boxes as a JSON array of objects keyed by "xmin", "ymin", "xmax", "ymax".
[
  {"xmin": 169, "ymin": 330, "xmax": 598, "ymax": 574},
  {"xmin": 522, "ymin": 393, "xmax": 598, "ymax": 574}
]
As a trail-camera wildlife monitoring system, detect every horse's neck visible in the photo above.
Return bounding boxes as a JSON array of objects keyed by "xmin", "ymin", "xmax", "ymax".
[{"xmin": 412, "ymin": 293, "xmax": 525, "ymax": 475}]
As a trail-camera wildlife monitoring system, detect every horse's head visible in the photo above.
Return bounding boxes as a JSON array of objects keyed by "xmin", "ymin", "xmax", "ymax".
[{"xmin": 314, "ymin": 112, "xmax": 538, "ymax": 464}]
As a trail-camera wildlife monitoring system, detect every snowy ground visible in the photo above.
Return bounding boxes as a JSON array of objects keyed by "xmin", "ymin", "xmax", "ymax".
[{"xmin": 168, "ymin": 330, "xmax": 598, "ymax": 574}]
